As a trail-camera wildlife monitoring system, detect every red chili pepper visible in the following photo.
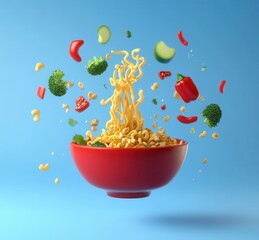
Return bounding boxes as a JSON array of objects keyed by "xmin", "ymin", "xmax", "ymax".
[
  {"xmin": 161, "ymin": 104, "xmax": 166, "ymax": 110},
  {"xmin": 159, "ymin": 71, "xmax": 171, "ymax": 80},
  {"xmin": 175, "ymin": 74, "xmax": 199, "ymax": 103},
  {"xmin": 177, "ymin": 115, "xmax": 198, "ymax": 124},
  {"xmin": 178, "ymin": 31, "xmax": 188, "ymax": 46},
  {"xmin": 37, "ymin": 86, "xmax": 46, "ymax": 99},
  {"xmin": 75, "ymin": 96, "xmax": 89, "ymax": 112},
  {"xmin": 69, "ymin": 40, "xmax": 84, "ymax": 62},
  {"xmin": 219, "ymin": 80, "xmax": 226, "ymax": 93}
]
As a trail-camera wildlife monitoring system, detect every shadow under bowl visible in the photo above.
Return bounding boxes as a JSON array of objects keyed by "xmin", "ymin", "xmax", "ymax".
[{"xmin": 70, "ymin": 139, "xmax": 188, "ymax": 199}]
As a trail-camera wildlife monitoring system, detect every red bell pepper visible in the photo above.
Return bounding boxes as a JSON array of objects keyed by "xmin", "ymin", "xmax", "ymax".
[
  {"xmin": 75, "ymin": 96, "xmax": 89, "ymax": 112},
  {"xmin": 37, "ymin": 86, "xmax": 46, "ymax": 99},
  {"xmin": 175, "ymin": 74, "xmax": 199, "ymax": 103}
]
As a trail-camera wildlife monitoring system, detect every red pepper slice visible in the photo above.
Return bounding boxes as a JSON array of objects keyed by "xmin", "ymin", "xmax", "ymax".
[
  {"xmin": 175, "ymin": 74, "xmax": 199, "ymax": 103},
  {"xmin": 177, "ymin": 115, "xmax": 198, "ymax": 124},
  {"xmin": 159, "ymin": 71, "xmax": 171, "ymax": 80},
  {"xmin": 178, "ymin": 31, "xmax": 188, "ymax": 46},
  {"xmin": 219, "ymin": 80, "xmax": 226, "ymax": 93},
  {"xmin": 75, "ymin": 96, "xmax": 89, "ymax": 112},
  {"xmin": 37, "ymin": 86, "xmax": 46, "ymax": 99},
  {"xmin": 69, "ymin": 40, "xmax": 84, "ymax": 62}
]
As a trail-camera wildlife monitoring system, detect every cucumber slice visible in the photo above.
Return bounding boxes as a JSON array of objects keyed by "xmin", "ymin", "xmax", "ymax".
[
  {"xmin": 154, "ymin": 41, "xmax": 176, "ymax": 63},
  {"xmin": 98, "ymin": 25, "xmax": 111, "ymax": 44}
]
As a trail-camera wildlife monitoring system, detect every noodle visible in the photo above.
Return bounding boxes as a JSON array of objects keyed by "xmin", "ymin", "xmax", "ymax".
[{"xmin": 86, "ymin": 49, "xmax": 182, "ymax": 148}]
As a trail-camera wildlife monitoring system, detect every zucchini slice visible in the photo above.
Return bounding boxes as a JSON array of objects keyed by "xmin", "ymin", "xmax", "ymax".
[
  {"xmin": 98, "ymin": 25, "xmax": 111, "ymax": 44},
  {"xmin": 154, "ymin": 41, "xmax": 176, "ymax": 63}
]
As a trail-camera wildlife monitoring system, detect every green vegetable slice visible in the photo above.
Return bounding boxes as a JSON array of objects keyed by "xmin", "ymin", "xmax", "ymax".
[
  {"xmin": 98, "ymin": 25, "xmax": 111, "ymax": 44},
  {"xmin": 154, "ymin": 41, "xmax": 176, "ymax": 63}
]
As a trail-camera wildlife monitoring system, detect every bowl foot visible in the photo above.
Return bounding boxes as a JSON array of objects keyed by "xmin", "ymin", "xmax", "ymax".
[{"xmin": 107, "ymin": 191, "xmax": 150, "ymax": 199}]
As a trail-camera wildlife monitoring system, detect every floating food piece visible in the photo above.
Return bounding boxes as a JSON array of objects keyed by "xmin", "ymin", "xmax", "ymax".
[
  {"xmin": 66, "ymin": 81, "xmax": 74, "ymax": 87},
  {"xmin": 175, "ymin": 74, "xmax": 199, "ymax": 103},
  {"xmin": 105, "ymin": 53, "xmax": 111, "ymax": 60},
  {"xmin": 31, "ymin": 109, "xmax": 40, "ymax": 122},
  {"xmin": 177, "ymin": 115, "xmax": 198, "ymax": 124},
  {"xmin": 62, "ymin": 103, "xmax": 70, "ymax": 113},
  {"xmin": 98, "ymin": 25, "xmax": 111, "ymax": 44},
  {"xmin": 35, "ymin": 62, "xmax": 45, "ymax": 72},
  {"xmin": 69, "ymin": 40, "xmax": 84, "ymax": 62},
  {"xmin": 201, "ymin": 158, "xmax": 208, "ymax": 164},
  {"xmin": 152, "ymin": 122, "xmax": 157, "ymax": 128},
  {"xmin": 68, "ymin": 118, "xmax": 77, "ymax": 127},
  {"xmin": 174, "ymin": 90, "xmax": 180, "ymax": 99},
  {"xmin": 159, "ymin": 71, "xmax": 171, "ymax": 80},
  {"xmin": 88, "ymin": 91, "xmax": 97, "ymax": 100},
  {"xmin": 154, "ymin": 114, "xmax": 159, "ymax": 119},
  {"xmin": 39, "ymin": 163, "xmax": 50, "ymax": 171},
  {"xmin": 51, "ymin": 152, "xmax": 55, "ymax": 156},
  {"xmin": 190, "ymin": 127, "xmax": 195, "ymax": 134},
  {"xmin": 125, "ymin": 30, "xmax": 132, "ymax": 38},
  {"xmin": 37, "ymin": 86, "xmax": 46, "ymax": 99},
  {"xmin": 200, "ymin": 96, "xmax": 205, "ymax": 101},
  {"xmin": 87, "ymin": 56, "xmax": 108, "ymax": 75},
  {"xmin": 78, "ymin": 81, "xmax": 84, "ymax": 90},
  {"xmin": 48, "ymin": 69, "xmax": 67, "ymax": 97},
  {"xmin": 151, "ymin": 82, "xmax": 159, "ymax": 90},
  {"xmin": 154, "ymin": 41, "xmax": 176, "ymax": 63},
  {"xmin": 161, "ymin": 104, "xmax": 166, "ymax": 110},
  {"xmin": 54, "ymin": 178, "xmax": 60, "ymax": 184},
  {"xmin": 219, "ymin": 80, "xmax": 226, "ymax": 93},
  {"xmin": 75, "ymin": 96, "xmax": 90, "ymax": 112},
  {"xmin": 199, "ymin": 131, "xmax": 208, "ymax": 138},
  {"xmin": 202, "ymin": 103, "xmax": 222, "ymax": 128},
  {"xmin": 163, "ymin": 115, "xmax": 170, "ymax": 122},
  {"xmin": 91, "ymin": 119, "xmax": 99, "ymax": 127},
  {"xmin": 152, "ymin": 98, "xmax": 158, "ymax": 105},
  {"xmin": 180, "ymin": 106, "xmax": 186, "ymax": 113},
  {"xmin": 178, "ymin": 31, "xmax": 188, "ymax": 46},
  {"xmin": 201, "ymin": 65, "xmax": 206, "ymax": 71},
  {"xmin": 104, "ymin": 83, "xmax": 107, "ymax": 89},
  {"xmin": 212, "ymin": 132, "xmax": 219, "ymax": 139}
]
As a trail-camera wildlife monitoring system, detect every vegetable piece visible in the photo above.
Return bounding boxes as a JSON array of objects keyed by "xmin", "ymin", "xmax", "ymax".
[
  {"xmin": 161, "ymin": 104, "xmax": 166, "ymax": 110},
  {"xmin": 75, "ymin": 96, "xmax": 90, "ymax": 112},
  {"xmin": 92, "ymin": 141, "xmax": 106, "ymax": 147},
  {"xmin": 219, "ymin": 80, "xmax": 226, "ymax": 93},
  {"xmin": 175, "ymin": 73, "xmax": 199, "ymax": 103},
  {"xmin": 73, "ymin": 134, "xmax": 86, "ymax": 146},
  {"xmin": 152, "ymin": 98, "xmax": 158, "ymax": 105},
  {"xmin": 178, "ymin": 31, "xmax": 188, "ymax": 46},
  {"xmin": 37, "ymin": 86, "xmax": 46, "ymax": 99},
  {"xmin": 68, "ymin": 118, "xmax": 77, "ymax": 127},
  {"xmin": 87, "ymin": 56, "xmax": 108, "ymax": 75},
  {"xmin": 48, "ymin": 69, "xmax": 67, "ymax": 97},
  {"xmin": 154, "ymin": 41, "xmax": 176, "ymax": 63},
  {"xmin": 202, "ymin": 103, "xmax": 222, "ymax": 128},
  {"xmin": 125, "ymin": 30, "xmax": 132, "ymax": 38},
  {"xmin": 159, "ymin": 71, "xmax": 171, "ymax": 80},
  {"xmin": 177, "ymin": 115, "xmax": 198, "ymax": 124},
  {"xmin": 69, "ymin": 40, "xmax": 84, "ymax": 62},
  {"xmin": 98, "ymin": 25, "xmax": 111, "ymax": 44}
]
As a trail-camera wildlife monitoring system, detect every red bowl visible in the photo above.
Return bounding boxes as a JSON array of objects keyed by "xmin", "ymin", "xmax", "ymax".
[{"xmin": 70, "ymin": 139, "xmax": 188, "ymax": 198}]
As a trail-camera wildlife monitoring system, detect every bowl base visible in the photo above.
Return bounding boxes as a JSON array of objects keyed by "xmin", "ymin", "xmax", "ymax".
[{"xmin": 107, "ymin": 191, "xmax": 150, "ymax": 199}]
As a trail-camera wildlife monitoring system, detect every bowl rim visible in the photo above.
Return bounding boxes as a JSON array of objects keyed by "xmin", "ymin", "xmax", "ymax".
[{"xmin": 70, "ymin": 138, "xmax": 188, "ymax": 151}]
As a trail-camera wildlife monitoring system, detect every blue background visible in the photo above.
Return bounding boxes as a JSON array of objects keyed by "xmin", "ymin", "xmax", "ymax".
[{"xmin": 1, "ymin": 0, "xmax": 259, "ymax": 239}]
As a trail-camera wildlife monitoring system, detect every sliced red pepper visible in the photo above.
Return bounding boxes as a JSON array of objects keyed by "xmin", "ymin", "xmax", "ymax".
[
  {"xmin": 75, "ymin": 96, "xmax": 89, "ymax": 112},
  {"xmin": 219, "ymin": 80, "xmax": 226, "ymax": 93},
  {"xmin": 69, "ymin": 40, "xmax": 84, "ymax": 62},
  {"xmin": 159, "ymin": 71, "xmax": 171, "ymax": 80},
  {"xmin": 175, "ymin": 74, "xmax": 199, "ymax": 103},
  {"xmin": 178, "ymin": 31, "xmax": 188, "ymax": 46},
  {"xmin": 37, "ymin": 86, "xmax": 46, "ymax": 99},
  {"xmin": 177, "ymin": 115, "xmax": 198, "ymax": 124},
  {"xmin": 161, "ymin": 104, "xmax": 166, "ymax": 110}
]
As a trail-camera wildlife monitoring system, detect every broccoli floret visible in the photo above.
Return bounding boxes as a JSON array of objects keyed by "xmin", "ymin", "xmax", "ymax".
[
  {"xmin": 91, "ymin": 141, "xmax": 106, "ymax": 147},
  {"xmin": 72, "ymin": 134, "xmax": 86, "ymax": 146},
  {"xmin": 48, "ymin": 69, "xmax": 67, "ymax": 96},
  {"xmin": 87, "ymin": 56, "xmax": 108, "ymax": 75},
  {"xmin": 202, "ymin": 103, "xmax": 222, "ymax": 128}
]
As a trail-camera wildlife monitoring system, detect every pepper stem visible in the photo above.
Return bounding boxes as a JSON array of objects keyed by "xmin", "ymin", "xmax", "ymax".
[{"xmin": 177, "ymin": 73, "xmax": 185, "ymax": 82}]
